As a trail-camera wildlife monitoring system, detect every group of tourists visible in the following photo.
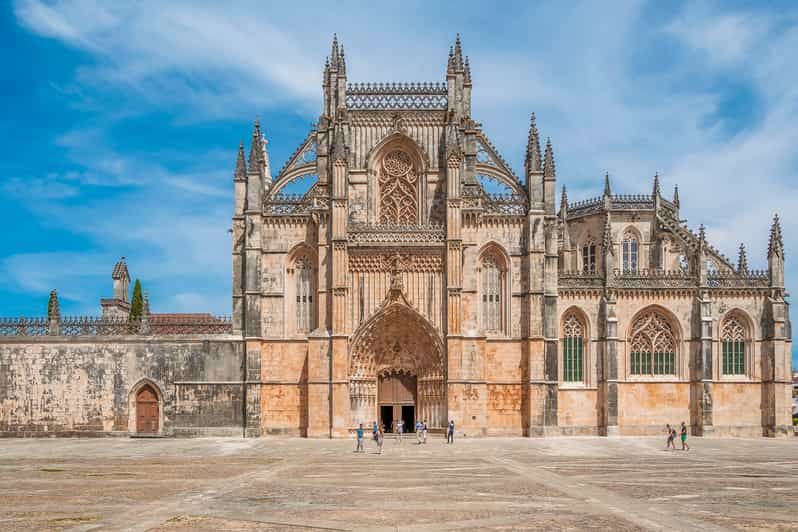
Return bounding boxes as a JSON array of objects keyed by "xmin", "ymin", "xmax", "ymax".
[
  {"xmin": 354, "ymin": 419, "xmax": 457, "ymax": 453},
  {"xmin": 665, "ymin": 422, "xmax": 690, "ymax": 451}
]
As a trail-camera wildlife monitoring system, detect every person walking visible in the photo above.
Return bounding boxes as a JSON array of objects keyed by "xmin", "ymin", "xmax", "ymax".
[
  {"xmin": 376, "ymin": 426, "xmax": 384, "ymax": 454},
  {"xmin": 396, "ymin": 418, "xmax": 404, "ymax": 443},
  {"xmin": 416, "ymin": 420, "xmax": 424, "ymax": 444},
  {"xmin": 355, "ymin": 423, "xmax": 365, "ymax": 453},
  {"xmin": 422, "ymin": 420, "xmax": 428, "ymax": 444},
  {"xmin": 372, "ymin": 420, "xmax": 379, "ymax": 442},
  {"xmin": 447, "ymin": 420, "xmax": 455, "ymax": 444},
  {"xmin": 665, "ymin": 424, "xmax": 675, "ymax": 450},
  {"xmin": 680, "ymin": 422, "xmax": 690, "ymax": 451}
]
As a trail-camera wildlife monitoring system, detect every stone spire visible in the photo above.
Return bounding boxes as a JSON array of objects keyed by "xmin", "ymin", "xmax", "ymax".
[
  {"xmin": 560, "ymin": 185, "xmax": 568, "ymax": 218},
  {"xmin": 464, "ymin": 57, "xmax": 472, "ymax": 85},
  {"xmin": 248, "ymin": 119, "xmax": 263, "ymax": 175},
  {"xmin": 524, "ymin": 113, "xmax": 542, "ymax": 175},
  {"xmin": 768, "ymin": 214, "xmax": 784, "ymax": 258},
  {"xmin": 447, "ymin": 46, "xmax": 455, "ymax": 75},
  {"xmin": 234, "ymin": 141, "xmax": 247, "ymax": 182},
  {"xmin": 737, "ymin": 243, "xmax": 748, "ymax": 274},
  {"xmin": 453, "ymin": 33, "xmax": 464, "ymax": 70},
  {"xmin": 653, "ymin": 172, "xmax": 661, "ymax": 198},
  {"xmin": 339, "ymin": 44, "xmax": 346, "ymax": 76},
  {"xmin": 603, "ymin": 172, "xmax": 611, "ymax": 197},
  {"xmin": 47, "ymin": 289, "xmax": 60, "ymax": 320},
  {"xmin": 673, "ymin": 184, "xmax": 680, "ymax": 209},
  {"xmin": 543, "ymin": 137, "xmax": 555, "ymax": 179},
  {"xmin": 330, "ymin": 33, "xmax": 339, "ymax": 70}
]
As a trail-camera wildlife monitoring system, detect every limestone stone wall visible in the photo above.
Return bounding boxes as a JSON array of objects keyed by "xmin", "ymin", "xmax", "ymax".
[{"xmin": 0, "ymin": 336, "xmax": 247, "ymax": 437}]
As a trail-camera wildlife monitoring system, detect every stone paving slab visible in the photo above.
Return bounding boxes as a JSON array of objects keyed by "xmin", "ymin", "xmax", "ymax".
[{"xmin": 0, "ymin": 436, "xmax": 795, "ymax": 531}]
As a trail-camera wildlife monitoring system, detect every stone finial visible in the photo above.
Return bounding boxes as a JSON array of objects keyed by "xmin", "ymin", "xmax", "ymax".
[
  {"xmin": 524, "ymin": 113, "xmax": 542, "ymax": 175},
  {"xmin": 603, "ymin": 172, "xmax": 611, "ymax": 197},
  {"xmin": 47, "ymin": 289, "xmax": 60, "ymax": 320},
  {"xmin": 248, "ymin": 119, "xmax": 263, "ymax": 174},
  {"xmin": 330, "ymin": 33, "xmax": 339, "ymax": 69},
  {"xmin": 653, "ymin": 172, "xmax": 661, "ymax": 198},
  {"xmin": 234, "ymin": 141, "xmax": 247, "ymax": 182},
  {"xmin": 768, "ymin": 213, "xmax": 784, "ymax": 258},
  {"xmin": 339, "ymin": 44, "xmax": 346, "ymax": 76},
  {"xmin": 543, "ymin": 137, "xmax": 555, "ymax": 179},
  {"xmin": 737, "ymin": 243, "xmax": 748, "ymax": 273},
  {"xmin": 560, "ymin": 185, "xmax": 568, "ymax": 214},
  {"xmin": 698, "ymin": 224, "xmax": 707, "ymax": 251},
  {"xmin": 673, "ymin": 184, "xmax": 680, "ymax": 209},
  {"xmin": 464, "ymin": 57, "xmax": 472, "ymax": 85},
  {"xmin": 453, "ymin": 33, "xmax": 464, "ymax": 70},
  {"xmin": 447, "ymin": 46, "xmax": 455, "ymax": 75}
]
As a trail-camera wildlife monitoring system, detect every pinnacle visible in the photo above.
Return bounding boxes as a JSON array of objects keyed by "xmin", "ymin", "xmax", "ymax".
[
  {"xmin": 653, "ymin": 172, "xmax": 661, "ymax": 197},
  {"xmin": 560, "ymin": 185, "xmax": 568, "ymax": 211},
  {"xmin": 331, "ymin": 34, "xmax": 339, "ymax": 69},
  {"xmin": 454, "ymin": 33, "xmax": 464, "ymax": 69},
  {"xmin": 525, "ymin": 112, "xmax": 541, "ymax": 175},
  {"xmin": 543, "ymin": 137, "xmax": 555, "ymax": 179},
  {"xmin": 464, "ymin": 56, "xmax": 472, "ymax": 84},
  {"xmin": 248, "ymin": 119, "xmax": 263, "ymax": 172},
  {"xmin": 234, "ymin": 141, "xmax": 247, "ymax": 182},
  {"xmin": 768, "ymin": 213, "xmax": 784, "ymax": 258},
  {"xmin": 737, "ymin": 242, "xmax": 748, "ymax": 273},
  {"xmin": 673, "ymin": 184, "xmax": 680, "ymax": 207},
  {"xmin": 603, "ymin": 172, "xmax": 611, "ymax": 197}
]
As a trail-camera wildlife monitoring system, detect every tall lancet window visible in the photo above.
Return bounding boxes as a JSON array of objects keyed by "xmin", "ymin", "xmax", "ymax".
[
  {"xmin": 295, "ymin": 256, "xmax": 313, "ymax": 333},
  {"xmin": 481, "ymin": 252, "xmax": 505, "ymax": 334},
  {"xmin": 721, "ymin": 316, "xmax": 746, "ymax": 376},
  {"xmin": 562, "ymin": 314, "xmax": 585, "ymax": 382},
  {"xmin": 582, "ymin": 239, "xmax": 596, "ymax": 274},
  {"xmin": 622, "ymin": 231, "xmax": 639, "ymax": 273}
]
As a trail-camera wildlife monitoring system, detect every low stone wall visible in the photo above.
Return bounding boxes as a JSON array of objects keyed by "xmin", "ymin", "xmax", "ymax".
[{"xmin": 0, "ymin": 336, "xmax": 249, "ymax": 437}]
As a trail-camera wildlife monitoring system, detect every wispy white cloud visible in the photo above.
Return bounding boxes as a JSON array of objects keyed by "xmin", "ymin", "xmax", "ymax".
[{"xmin": 8, "ymin": 0, "xmax": 798, "ymax": 320}]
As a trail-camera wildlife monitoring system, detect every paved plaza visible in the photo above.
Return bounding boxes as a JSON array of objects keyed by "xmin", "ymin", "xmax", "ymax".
[{"xmin": 0, "ymin": 435, "xmax": 796, "ymax": 531}]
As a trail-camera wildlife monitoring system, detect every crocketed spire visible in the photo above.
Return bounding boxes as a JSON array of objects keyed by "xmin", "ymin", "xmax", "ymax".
[
  {"xmin": 47, "ymin": 289, "xmax": 60, "ymax": 320},
  {"xmin": 330, "ymin": 33, "xmax": 339, "ymax": 69},
  {"xmin": 653, "ymin": 172, "xmax": 661, "ymax": 197},
  {"xmin": 543, "ymin": 137, "xmax": 555, "ymax": 179},
  {"xmin": 447, "ymin": 46, "xmax": 455, "ymax": 75},
  {"xmin": 673, "ymin": 184, "xmax": 680, "ymax": 208},
  {"xmin": 698, "ymin": 224, "xmax": 707, "ymax": 248},
  {"xmin": 768, "ymin": 214, "xmax": 784, "ymax": 258},
  {"xmin": 339, "ymin": 44, "xmax": 346, "ymax": 76},
  {"xmin": 603, "ymin": 172, "xmax": 611, "ymax": 197},
  {"xmin": 453, "ymin": 33, "xmax": 464, "ymax": 70},
  {"xmin": 234, "ymin": 141, "xmax": 246, "ymax": 182},
  {"xmin": 737, "ymin": 243, "xmax": 748, "ymax": 273},
  {"xmin": 524, "ymin": 113, "xmax": 542, "ymax": 175},
  {"xmin": 464, "ymin": 57, "xmax": 472, "ymax": 85},
  {"xmin": 248, "ymin": 119, "xmax": 263, "ymax": 174},
  {"xmin": 560, "ymin": 185, "xmax": 568, "ymax": 220}
]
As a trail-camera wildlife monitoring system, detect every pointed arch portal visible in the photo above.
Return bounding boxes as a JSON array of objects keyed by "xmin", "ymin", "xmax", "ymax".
[{"xmin": 349, "ymin": 294, "xmax": 446, "ymax": 430}]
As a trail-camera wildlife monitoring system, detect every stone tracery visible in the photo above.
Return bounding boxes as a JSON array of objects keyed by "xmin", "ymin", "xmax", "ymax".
[{"xmin": 379, "ymin": 149, "xmax": 418, "ymax": 224}]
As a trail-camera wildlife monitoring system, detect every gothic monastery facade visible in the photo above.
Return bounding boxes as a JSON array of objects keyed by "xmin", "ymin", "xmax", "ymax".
[{"xmin": 0, "ymin": 37, "xmax": 792, "ymax": 438}]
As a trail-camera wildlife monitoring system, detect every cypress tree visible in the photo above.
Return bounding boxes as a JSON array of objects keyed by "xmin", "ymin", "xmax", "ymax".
[{"xmin": 129, "ymin": 279, "xmax": 144, "ymax": 321}]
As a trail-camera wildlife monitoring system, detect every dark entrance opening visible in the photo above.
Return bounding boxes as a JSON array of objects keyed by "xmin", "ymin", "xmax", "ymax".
[
  {"xmin": 380, "ymin": 405, "xmax": 394, "ymax": 433},
  {"xmin": 402, "ymin": 405, "xmax": 415, "ymax": 432}
]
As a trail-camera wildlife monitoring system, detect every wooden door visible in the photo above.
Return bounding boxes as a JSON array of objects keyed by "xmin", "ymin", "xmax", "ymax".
[{"xmin": 136, "ymin": 385, "xmax": 159, "ymax": 433}]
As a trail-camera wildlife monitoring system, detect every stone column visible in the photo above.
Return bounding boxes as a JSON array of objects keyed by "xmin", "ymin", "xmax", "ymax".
[
  {"xmin": 601, "ymin": 294, "xmax": 619, "ymax": 436},
  {"xmin": 693, "ymin": 292, "xmax": 713, "ymax": 436}
]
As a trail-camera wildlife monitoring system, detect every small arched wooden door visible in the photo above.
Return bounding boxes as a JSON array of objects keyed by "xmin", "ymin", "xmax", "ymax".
[{"xmin": 135, "ymin": 385, "xmax": 159, "ymax": 433}]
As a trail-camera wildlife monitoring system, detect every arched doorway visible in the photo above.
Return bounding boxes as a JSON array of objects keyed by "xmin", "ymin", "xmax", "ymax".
[
  {"xmin": 378, "ymin": 370, "xmax": 417, "ymax": 433},
  {"xmin": 349, "ymin": 293, "xmax": 446, "ymax": 430},
  {"xmin": 135, "ymin": 385, "xmax": 160, "ymax": 433}
]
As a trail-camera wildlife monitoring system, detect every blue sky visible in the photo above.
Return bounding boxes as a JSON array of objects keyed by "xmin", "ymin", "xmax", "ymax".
[{"xmin": 1, "ymin": 1, "xmax": 797, "ymax": 365}]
